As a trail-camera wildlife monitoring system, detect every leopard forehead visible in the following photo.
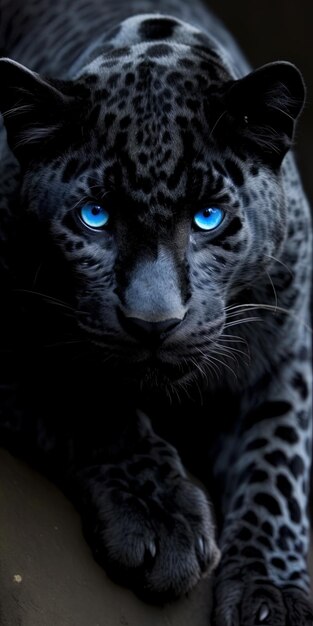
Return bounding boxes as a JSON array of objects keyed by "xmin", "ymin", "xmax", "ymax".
[
  {"xmin": 73, "ymin": 13, "xmax": 231, "ymax": 77},
  {"xmin": 76, "ymin": 39, "xmax": 230, "ymax": 157},
  {"xmin": 72, "ymin": 15, "xmax": 231, "ymax": 156},
  {"xmin": 47, "ymin": 47, "xmax": 244, "ymax": 209}
]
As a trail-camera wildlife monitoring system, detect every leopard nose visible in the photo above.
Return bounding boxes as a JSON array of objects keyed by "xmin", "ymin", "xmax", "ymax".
[{"xmin": 117, "ymin": 308, "xmax": 182, "ymax": 342}]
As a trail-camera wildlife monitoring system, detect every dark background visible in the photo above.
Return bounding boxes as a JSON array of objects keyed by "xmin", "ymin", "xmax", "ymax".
[{"xmin": 207, "ymin": 1, "xmax": 313, "ymax": 209}]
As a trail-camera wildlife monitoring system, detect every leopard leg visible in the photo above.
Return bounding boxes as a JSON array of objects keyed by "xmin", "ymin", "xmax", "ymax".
[
  {"xmin": 66, "ymin": 410, "xmax": 220, "ymax": 602},
  {"xmin": 212, "ymin": 356, "xmax": 312, "ymax": 625}
]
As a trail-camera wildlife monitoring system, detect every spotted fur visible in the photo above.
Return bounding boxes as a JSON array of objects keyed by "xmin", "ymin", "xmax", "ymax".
[{"xmin": 0, "ymin": 0, "xmax": 312, "ymax": 622}]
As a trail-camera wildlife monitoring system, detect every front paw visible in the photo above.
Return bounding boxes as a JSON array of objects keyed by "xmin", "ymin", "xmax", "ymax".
[
  {"xmin": 212, "ymin": 576, "xmax": 313, "ymax": 626},
  {"xmin": 80, "ymin": 468, "xmax": 220, "ymax": 602}
]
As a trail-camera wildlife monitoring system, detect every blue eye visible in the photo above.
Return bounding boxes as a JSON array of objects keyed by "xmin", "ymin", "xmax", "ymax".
[
  {"xmin": 193, "ymin": 207, "xmax": 225, "ymax": 231},
  {"xmin": 79, "ymin": 203, "xmax": 109, "ymax": 230}
]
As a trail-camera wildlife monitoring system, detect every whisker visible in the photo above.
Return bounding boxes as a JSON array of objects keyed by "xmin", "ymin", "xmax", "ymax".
[
  {"xmin": 214, "ymin": 346, "xmax": 239, "ymax": 365},
  {"xmin": 225, "ymin": 303, "xmax": 311, "ymax": 331},
  {"xmin": 69, "ymin": 195, "xmax": 91, "ymax": 211},
  {"xmin": 209, "ymin": 110, "xmax": 227, "ymax": 138},
  {"xmin": 265, "ymin": 269, "xmax": 278, "ymax": 311},
  {"xmin": 13, "ymin": 288, "xmax": 76, "ymax": 312},
  {"xmin": 224, "ymin": 316, "xmax": 262, "ymax": 329},
  {"xmin": 193, "ymin": 346, "xmax": 221, "ymax": 380},
  {"xmin": 225, "ymin": 305, "xmax": 267, "ymax": 316},
  {"xmin": 206, "ymin": 352, "xmax": 238, "ymax": 381},
  {"xmin": 264, "ymin": 254, "xmax": 294, "ymax": 277},
  {"xmin": 32, "ymin": 262, "xmax": 43, "ymax": 288},
  {"xmin": 219, "ymin": 333, "xmax": 249, "ymax": 346},
  {"xmin": 187, "ymin": 357, "xmax": 206, "ymax": 402},
  {"xmin": 215, "ymin": 341, "xmax": 250, "ymax": 363}
]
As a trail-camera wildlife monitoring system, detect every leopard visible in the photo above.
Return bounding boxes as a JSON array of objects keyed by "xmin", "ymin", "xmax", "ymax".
[{"xmin": 0, "ymin": 0, "xmax": 312, "ymax": 623}]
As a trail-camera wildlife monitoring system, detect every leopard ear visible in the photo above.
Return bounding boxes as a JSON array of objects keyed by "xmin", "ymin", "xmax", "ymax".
[
  {"xmin": 0, "ymin": 58, "xmax": 75, "ymax": 159},
  {"xmin": 225, "ymin": 61, "xmax": 306, "ymax": 165}
]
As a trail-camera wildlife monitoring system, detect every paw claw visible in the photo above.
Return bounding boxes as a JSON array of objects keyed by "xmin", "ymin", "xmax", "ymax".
[
  {"xmin": 196, "ymin": 535, "xmax": 210, "ymax": 572},
  {"xmin": 195, "ymin": 534, "xmax": 220, "ymax": 575},
  {"xmin": 256, "ymin": 603, "xmax": 270, "ymax": 623},
  {"xmin": 197, "ymin": 535, "xmax": 206, "ymax": 557},
  {"xmin": 146, "ymin": 540, "xmax": 157, "ymax": 559}
]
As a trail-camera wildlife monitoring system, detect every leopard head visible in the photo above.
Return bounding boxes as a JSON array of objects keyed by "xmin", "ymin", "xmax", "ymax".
[{"xmin": 0, "ymin": 46, "xmax": 305, "ymax": 392}]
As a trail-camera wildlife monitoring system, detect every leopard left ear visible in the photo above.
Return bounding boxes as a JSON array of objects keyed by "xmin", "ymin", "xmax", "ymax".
[
  {"xmin": 0, "ymin": 57, "xmax": 76, "ymax": 160},
  {"xmin": 225, "ymin": 61, "xmax": 306, "ymax": 165}
]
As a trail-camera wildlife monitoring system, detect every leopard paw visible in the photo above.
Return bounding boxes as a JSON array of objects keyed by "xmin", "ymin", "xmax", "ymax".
[
  {"xmin": 212, "ymin": 576, "xmax": 313, "ymax": 626},
  {"xmin": 81, "ymin": 469, "xmax": 220, "ymax": 602}
]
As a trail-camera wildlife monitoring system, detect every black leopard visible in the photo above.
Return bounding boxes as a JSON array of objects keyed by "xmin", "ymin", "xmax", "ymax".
[{"xmin": 0, "ymin": 0, "xmax": 312, "ymax": 623}]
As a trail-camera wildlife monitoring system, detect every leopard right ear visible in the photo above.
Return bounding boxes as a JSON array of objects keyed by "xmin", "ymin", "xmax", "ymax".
[
  {"xmin": 223, "ymin": 61, "xmax": 306, "ymax": 166},
  {"xmin": 0, "ymin": 58, "xmax": 76, "ymax": 159}
]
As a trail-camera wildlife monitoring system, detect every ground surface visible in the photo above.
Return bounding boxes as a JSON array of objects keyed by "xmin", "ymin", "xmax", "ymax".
[
  {"xmin": 0, "ymin": 448, "xmax": 312, "ymax": 626},
  {"xmin": 0, "ymin": 449, "xmax": 213, "ymax": 626}
]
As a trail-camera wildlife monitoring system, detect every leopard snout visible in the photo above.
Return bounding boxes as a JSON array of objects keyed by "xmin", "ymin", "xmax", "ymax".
[{"xmin": 116, "ymin": 306, "xmax": 184, "ymax": 343}]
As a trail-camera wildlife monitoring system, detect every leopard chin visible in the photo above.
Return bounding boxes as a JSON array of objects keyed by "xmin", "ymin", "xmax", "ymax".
[{"xmin": 132, "ymin": 355, "xmax": 197, "ymax": 391}]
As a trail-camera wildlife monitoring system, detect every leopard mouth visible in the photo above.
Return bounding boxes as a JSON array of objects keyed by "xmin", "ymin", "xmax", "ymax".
[{"xmin": 131, "ymin": 354, "xmax": 195, "ymax": 387}]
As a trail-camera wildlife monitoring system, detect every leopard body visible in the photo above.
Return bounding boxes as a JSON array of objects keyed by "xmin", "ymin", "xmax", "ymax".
[{"xmin": 0, "ymin": 0, "xmax": 312, "ymax": 622}]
